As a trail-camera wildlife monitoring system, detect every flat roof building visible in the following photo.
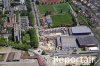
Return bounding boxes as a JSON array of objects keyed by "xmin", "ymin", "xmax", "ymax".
[
  {"xmin": 3, "ymin": 59, "xmax": 39, "ymax": 66},
  {"xmin": 6, "ymin": 52, "xmax": 15, "ymax": 62},
  {"xmin": 0, "ymin": 0, "xmax": 2, "ymax": 11},
  {"xmin": 14, "ymin": 0, "xmax": 25, "ymax": 4},
  {"xmin": 13, "ymin": 52, "xmax": 21, "ymax": 61},
  {"xmin": 20, "ymin": 16, "xmax": 29, "ymax": 31},
  {"xmin": 14, "ymin": 23, "xmax": 20, "ymax": 42},
  {"xmin": 76, "ymin": 36, "xmax": 98, "ymax": 48},
  {"xmin": 4, "ymin": 12, "xmax": 16, "ymax": 28},
  {"xmin": 71, "ymin": 26, "xmax": 92, "ymax": 35},
  {"xmin": 14, "ymin": 5, "xmax": 27, "ymax": 11},
  {"xmin": 56, "ymin": 36, "xmax": 78, "ymax": 51},
  {"xmin": 45, "ymin": 15, "xmax": 52, "ymax": 27},
  {"xmin": 3, "ymin": 0, "xmax": 10, "ymax": 11}
]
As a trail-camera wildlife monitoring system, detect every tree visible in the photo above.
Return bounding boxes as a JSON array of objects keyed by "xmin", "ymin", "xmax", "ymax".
[
  {"xmin": 11, "ymin": 3, "xmax": 20, "ymax": 7},
  {"xmin": 42, "ymin": 50, "xmax": 46, "ymax": 55},
  {"xmin": 25, "ymin": 0, "xmax": 32, "ymax": 12},
  {"xmin": 60, "ymin": 9, "xmax": 63, "ymax": 13},
  {"xmin": 20, "ymin": 11, "xmax": 28, "ymax": 16},
  {"xmin": 28, "ymin": 12, "xmax": 34, "ymax": 26},
  {"xmin": 28, "ymin": 28, "xmax": 38, "ymax": 48},
  {"xmin": 35, "ymin": 1, "xmax": 40, "ymax": 5},
  {"xmin": 0, "ymin": 38, "xmax": 7, "ymax": 46}
]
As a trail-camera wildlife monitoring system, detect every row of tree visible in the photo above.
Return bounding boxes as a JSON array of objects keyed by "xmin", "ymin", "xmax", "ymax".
[
  {"xmin": 25, "ymin": 0, "xmax": 38, "ymax": 48},
  {"xmin": 28, "ymin": 28, "xmax": 38, "ymax": 48},
  {"xmin": 0, "ymin": 38, "xmax": 31, "ymax": 50}
]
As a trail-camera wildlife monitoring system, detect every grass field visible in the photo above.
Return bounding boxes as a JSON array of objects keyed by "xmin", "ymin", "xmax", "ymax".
[
  {"xmin": 37, "ymin": 2, "xmax": 73, "ymax": 27},
  {"xmin": 51, "ymin": 14, "xmax": 73, "ymax": 27},
  {"xmin": 38, "ymin": 3, "xmax": 71, "ymax": 14},
  {"xmin": 53, "ymin": 3, "xmax": 71, "ymax": 13},
  {"xmin": 38, "ymin": 5, "xmax": 54, "ymax": 15}
]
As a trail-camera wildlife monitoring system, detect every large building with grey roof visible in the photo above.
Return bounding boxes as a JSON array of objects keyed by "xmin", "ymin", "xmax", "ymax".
[
  {"xmin": 76, "ymin": 36, "xmax": 98, "ymax": 48},
  {"xmin": 70, "ymin": 26, "xmax": 92, "ymax": 35},
  {"xmin": 56, "ymin": 36, "xmax": 78, "ymax": 51}
]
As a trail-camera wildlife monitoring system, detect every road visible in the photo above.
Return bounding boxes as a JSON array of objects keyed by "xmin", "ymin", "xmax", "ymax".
[
  {"xmin": 30, "ymin": 1, "xmax": 48, "ymax": 66},
  {"xmin": 30, "ymin": 0, "xmax": 40, "ymax": 42},
  {"xmin": 77, "ymin": 1, "xmax": 100, "ymax": 66}
]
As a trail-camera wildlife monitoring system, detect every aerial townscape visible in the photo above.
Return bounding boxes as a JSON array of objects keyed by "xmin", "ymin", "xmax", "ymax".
[{"xmin": 0, "ymin": 0, "xmax": 100, "ymax": 66}]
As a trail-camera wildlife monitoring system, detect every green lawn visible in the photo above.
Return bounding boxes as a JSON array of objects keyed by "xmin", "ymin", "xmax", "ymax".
[
  {"xmin": 51, "ymin": 14, "xmax": 73, "ymax": 27},
  {"xmin": 38, "ymin": 5, "xmax": 54, "ymax": 15},
  {"xmin": 53, "ymin": 3, "xmax": 71, "ymax": 13},
  {"xmin": 38, "ymin": 3, "xmax": 71, "ymax": 15},
  {"xmin": 37, "ymin": 3, "xmax": 74, "ymax": 27}
]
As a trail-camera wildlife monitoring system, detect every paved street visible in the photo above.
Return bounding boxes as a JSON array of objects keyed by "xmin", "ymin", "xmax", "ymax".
[{"xmin": 30, "ymin": 0, "xmax": 40, "ymax": 42}]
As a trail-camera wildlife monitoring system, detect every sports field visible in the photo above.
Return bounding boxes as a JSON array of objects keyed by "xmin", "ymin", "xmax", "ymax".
[
  {"xmin": 37, "ymin": 3, "xmax": 74, "ymax": 27},
  {"xmin": 38, "ymin": 3, "xmax": 71, "ymax": 14},
  {"xmin": 51, "ymin": 14, "xmax": 73, "ymax": 27}
]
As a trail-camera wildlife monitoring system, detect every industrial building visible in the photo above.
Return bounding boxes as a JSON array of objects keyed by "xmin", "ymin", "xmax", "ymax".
[
  {"xmin": 71, "ymin": 26, "xmax": 92, "ymax": 35},
  {"xmin": 76, "ymin": 36, "xmax": 98, "ymax": 48},
  {"xmin": 56, "ymin": 36, "xmax": 78, "ymax": 51}
]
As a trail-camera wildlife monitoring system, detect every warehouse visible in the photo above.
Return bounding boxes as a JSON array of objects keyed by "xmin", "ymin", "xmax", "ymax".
[
  {"xmin": 76, "ymin": 36, "xmax": 98, "ymax": 48},
  {"xmin": 56, "ymin": 36, "xmax": 78, "ymax": 51},
  {"xmin": 71, "ymin": 26, "xmax": 92, "ymax": 35}
]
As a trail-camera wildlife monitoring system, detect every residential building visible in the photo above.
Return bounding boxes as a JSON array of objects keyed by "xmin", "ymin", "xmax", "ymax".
[
  {"xmin": 20, "ymin": 16, "xmax": 29, "ymax": 31},
  {"xmin": 13, "ymin": 23, "xmax": 20, "ymax": 42},
  {"xmin": 4, "ymin": 12, "xmax": 16, "ymax": 28},
  {"xmin": 0, "ymin": 29, "xmax": 9, "ymax": 41},
  {"xmin": 14, "ymin": 5, "xmax": 27, "ymax": 11},
  {"xmin": 14, "ymin": 0, "xmax": 25, "ymax": 4},
  {"xmin": 3, "ymin": 0, "xmax": 10, "ymax": 11},
  {"xmin": 0, "ymin": 0, "xmax": 2, "ymax": 11}
]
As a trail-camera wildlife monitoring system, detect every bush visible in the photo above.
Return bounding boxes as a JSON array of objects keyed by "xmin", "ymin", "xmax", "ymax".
[{"xmin": 42, "ymin": 50, "xmax": 46, "ymax": 55}]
